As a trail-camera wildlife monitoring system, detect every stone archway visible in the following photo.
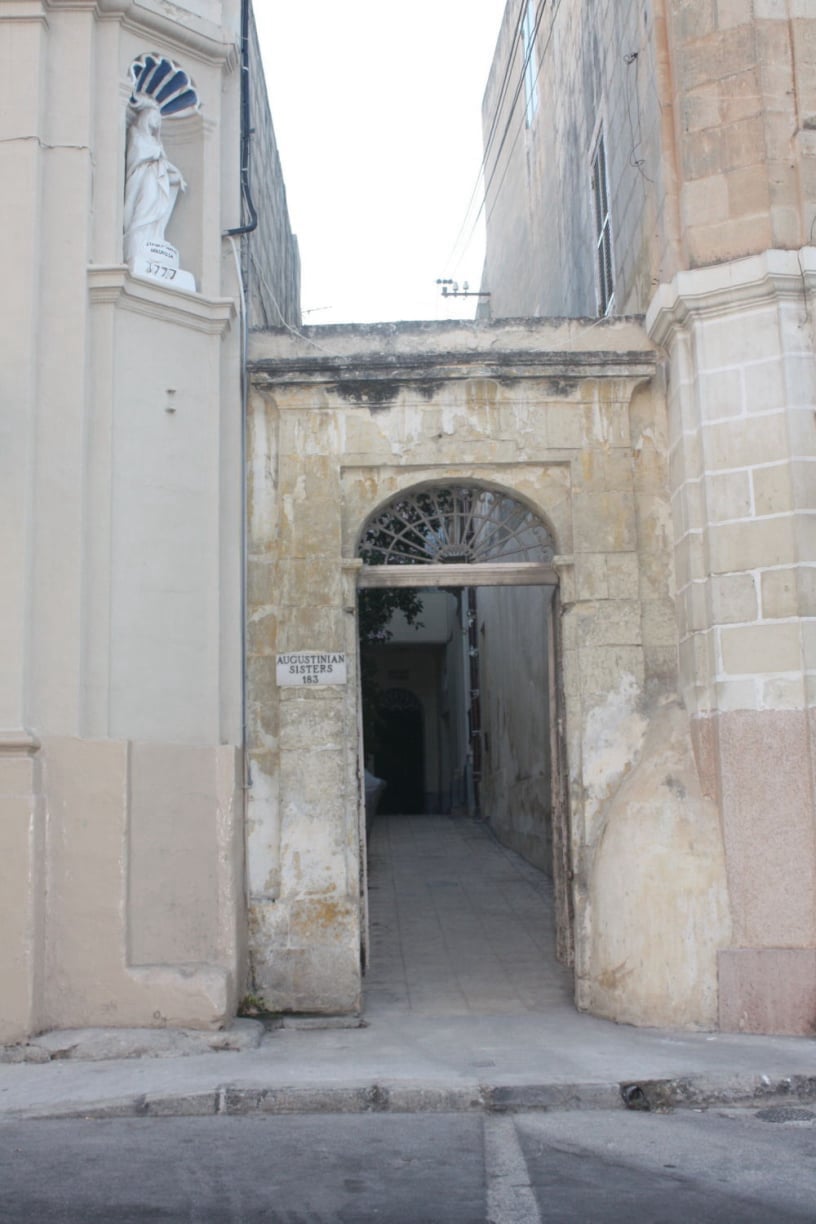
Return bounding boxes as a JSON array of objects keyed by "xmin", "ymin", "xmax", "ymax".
[
  {"xmin": 246, "ymin": 318, "xmax": 730, "ymax": 1029},
  {"xmin": 355, "ymin": 480, "xmax": 573, "ymax": 968}
]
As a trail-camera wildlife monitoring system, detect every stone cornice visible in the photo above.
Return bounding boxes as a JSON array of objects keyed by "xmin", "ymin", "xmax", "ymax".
[
  {"xmin": 646, "ymin": 248, "xmax": 816, "ymax": 346},
  {"xmin": 37, "ymin": 1, "xmax": 238, "ymax": 64},
  {"xmin": 0, "ymin": 730, "xmax": 41, "ymax": 756},
  {"xmin": 88, "ymin": 266, "xmax": 235, "ymax": 334},
  {"xmin": 1, "ymin": 4, "xmax": 49, "ymax": 22},
  {"xmin": 249, "ymin": 349, "xmax": 658, "ymax": 392}
]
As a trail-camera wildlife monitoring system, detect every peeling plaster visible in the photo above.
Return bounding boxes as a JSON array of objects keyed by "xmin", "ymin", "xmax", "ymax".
[
  {"xmin": 582, "ymin": 673, "xmax": 648, "ymax": 837},
  {"xmin": 246, "ymin": 759, "xmax": 280, "ymax": 898}
]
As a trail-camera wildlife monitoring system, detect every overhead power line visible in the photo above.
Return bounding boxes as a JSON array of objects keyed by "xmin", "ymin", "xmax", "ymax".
[
  {"xmin": 443, "ymin": 0, "xmax": 562, "ymax": 283},
  {"xmin": 482, "ymin": 0, "xmax": 563, "ymax": 234},
  {"xmin": 441, "ymin": 0, "xmax": 530, "ymax": 277}
]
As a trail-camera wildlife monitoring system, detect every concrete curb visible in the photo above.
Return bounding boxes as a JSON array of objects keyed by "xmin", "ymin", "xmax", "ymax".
[
  {"xmin": 618, "ymin": 1072, "xmax": 816, "ymax": 1113},
  {"xmin": 4, "ymin": 1073, "xmax": 815, "ymax": 1121}
]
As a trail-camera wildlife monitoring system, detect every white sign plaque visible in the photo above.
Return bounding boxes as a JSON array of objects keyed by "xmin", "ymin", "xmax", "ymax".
[
  {"xmin": 130, "ymin": 241, "xmax": 197, "ymax": 293},
  {"xmin": 276, "ymin": 652, "xmax": 347, "ymax": 687}
]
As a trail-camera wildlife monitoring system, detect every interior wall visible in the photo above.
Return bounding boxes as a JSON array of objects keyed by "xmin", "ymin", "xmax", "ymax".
[
  {"xmin": 441, "ymin": 594, "xmax": 471, "ymax": 811},
  {"xmin": 365, "ymin": 644, "xmax": 442, "ymax": 813},
  {"xmin": 477, "ymin": 585, "xmax": 555, "ymax": 875}
]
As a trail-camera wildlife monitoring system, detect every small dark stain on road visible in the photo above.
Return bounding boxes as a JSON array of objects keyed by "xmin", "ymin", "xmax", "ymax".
[{"xmin": 756, "ymin": 1106, "xmax": 816, "ymax": 1123}]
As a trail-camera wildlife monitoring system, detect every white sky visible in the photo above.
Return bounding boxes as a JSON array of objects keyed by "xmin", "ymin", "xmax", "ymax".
[{"xmin": 253, "ymin": 1, "xmax": 508, "ymax": 324}]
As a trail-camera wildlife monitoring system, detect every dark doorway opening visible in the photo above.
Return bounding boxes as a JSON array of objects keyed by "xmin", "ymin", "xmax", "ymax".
[
  {"xmin": 358, "ymin": 580, "xmax": 574, "ymax": 1016},
  {"xmin": 375, "ymin": 692, "xmax": 425, "ymax": 815},
  {"xmin": 356, "ymin": 483, "xmax": 573, "ymax": 1011}
]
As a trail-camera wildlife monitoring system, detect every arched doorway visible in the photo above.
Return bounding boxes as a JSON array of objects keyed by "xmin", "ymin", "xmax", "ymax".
[
  {"xmin": 375, "ymin": 688, "xmax": 425, "ymax": 815},
  {"xmin": 356, "ymin": 481, "xmax": 573, "ymax": 993}
]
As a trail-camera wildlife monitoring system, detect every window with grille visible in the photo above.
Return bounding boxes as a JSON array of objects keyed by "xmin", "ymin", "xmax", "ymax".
[
  {"xmin": 591, "ymin": 131, "xmax": 614, "ymax": 316},
  {"xmin": 521, "ymin": 0, "xmax": 539, "ymax": 127}
]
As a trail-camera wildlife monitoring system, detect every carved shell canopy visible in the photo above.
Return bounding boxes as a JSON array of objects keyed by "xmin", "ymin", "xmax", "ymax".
[
  {"xmin": 359, "ymin": 484, "xmax": 555, "ymax": 566},
  {"xmin": 129, "ymin": 54, "xmax": 200, "ymax": 118}
]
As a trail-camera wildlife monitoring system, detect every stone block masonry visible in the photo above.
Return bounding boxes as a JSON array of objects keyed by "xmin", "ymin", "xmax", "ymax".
[{"xmin": 648, "ymin": 248, "xmax": 816, "ymax": 1034}]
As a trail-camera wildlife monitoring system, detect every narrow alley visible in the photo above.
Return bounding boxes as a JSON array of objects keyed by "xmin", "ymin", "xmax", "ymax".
[{"xmin": 365, "ymin": 812, "xmax": 573, "ymax": 1019}]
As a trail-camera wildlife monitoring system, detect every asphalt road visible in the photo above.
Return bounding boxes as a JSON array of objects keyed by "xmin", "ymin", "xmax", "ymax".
[{"xmin": 1, "ymin": 1106, "xmax": 814, "ymax": 1223}]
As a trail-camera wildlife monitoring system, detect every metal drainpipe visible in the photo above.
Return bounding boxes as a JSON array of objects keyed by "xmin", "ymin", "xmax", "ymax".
[
  {"xmin": 226, "ymin": 0, "xmax": 259, "ymax": 240},
  {"xmin": 222, "ymin": 0, "xmax": 258, "ymax": 807}
]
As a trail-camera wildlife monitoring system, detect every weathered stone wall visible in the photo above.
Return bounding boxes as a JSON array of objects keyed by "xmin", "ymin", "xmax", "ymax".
[
  {"xmin": 482, "ymin": 1, "xmax": 816, "ymax": 319},
  {"xmin": 245, "ymin": 318, "xmax": 730, "ymax": 1028},
  {"xmin": 245, "ymin": 13, "xmax": 301, "ymax": 329},
  {"xmin": 649, "ymin": 250, "xmax": 816, "ymax": 1033},
  {"xmin": 481, "ymin": 0, "xmax": 675, "ymax": 317},
  {"xmin": 479, "ymin": 1, "xmax": 816, "ymax": 1034},
  {"xmin": 665, "ymin": 1, "xmax": 816, "ymax": 268},
  {"xmin": 477, "ymin": 584, "xmax": 554, "ymax": 875}
]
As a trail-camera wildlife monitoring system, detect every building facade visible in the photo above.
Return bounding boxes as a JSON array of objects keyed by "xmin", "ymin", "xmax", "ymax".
[
  {"xmin": 2, "ymin": 0, "xmax": 813, "ymax": 1045},
  {"xmin": 244, "ymin": 317, "xmax": 738, "ymax": 1029},
  {"xmin": 0, "ymin": 0, "xmax": 298, "ymax": 1044},
  {"xmin": 480, "ymin": 0, "xmax": 816, "ymax": 1033}
]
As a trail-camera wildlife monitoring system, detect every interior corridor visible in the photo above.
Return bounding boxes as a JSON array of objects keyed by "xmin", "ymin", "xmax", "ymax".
[{"xmin": 364, "ymin": 811, "xmax": 573, "ymax": 1018}]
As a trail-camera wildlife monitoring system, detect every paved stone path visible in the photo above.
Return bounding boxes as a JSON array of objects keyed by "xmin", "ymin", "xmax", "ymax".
[{"xmin": 364, "ymin": 811, "xmax": 574, "ymax": 1018}]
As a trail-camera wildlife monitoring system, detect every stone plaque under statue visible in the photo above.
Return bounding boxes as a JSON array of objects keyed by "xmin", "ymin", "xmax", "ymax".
[{"xmin": 130, "ymin": 240, "xmax": 196, "ymax": 292}]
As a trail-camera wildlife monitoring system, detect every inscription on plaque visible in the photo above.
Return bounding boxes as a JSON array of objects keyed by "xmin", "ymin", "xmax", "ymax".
[
  {"xmin": 130, "ymin": 239, "xmax": 196, "ymax": 292},
  {"xmin": 276, "ymin": 652, "xmax": 347, "ymax": 687}
]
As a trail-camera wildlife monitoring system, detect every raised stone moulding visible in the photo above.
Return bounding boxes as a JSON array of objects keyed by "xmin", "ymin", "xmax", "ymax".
[{"xmin": 124, "ymin": 54, "xmax": 200, "ymax": 293}]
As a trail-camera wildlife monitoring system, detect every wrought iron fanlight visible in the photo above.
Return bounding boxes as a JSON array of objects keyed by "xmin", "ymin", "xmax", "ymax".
[{"xmin": 359, "ymin": 485, "xmax": 555, "ymax": 566}]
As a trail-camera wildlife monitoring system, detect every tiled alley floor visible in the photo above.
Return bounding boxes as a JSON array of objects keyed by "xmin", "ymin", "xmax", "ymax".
[{"xmin": 364, "ymin": 811, "xmax": 574, "ymax": 1018}]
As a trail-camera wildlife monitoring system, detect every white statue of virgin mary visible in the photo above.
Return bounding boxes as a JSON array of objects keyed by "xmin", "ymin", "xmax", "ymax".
[{"xmin": 123, "ymin": 96, "xmax": 187, "ymax": 263}]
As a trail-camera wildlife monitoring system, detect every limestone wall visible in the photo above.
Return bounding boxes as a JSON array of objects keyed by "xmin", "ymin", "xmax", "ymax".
[
  {"xmin": 479, "ymin": 1, "xmax": 816, "ymax": 1034},
  {"xmin": 245, "ymin": 318, "xmax": 731, "ymax": 1027},
  {"xmin": 477, "ymin": 585, "xmax": 555, "ymax": 875},
  {"xmin": 0, "ymin": 0, "xmax": 251, "ymax": 1041},
  {"xmin": 649, "ymin": 249, "xmax": 816, "ymax": 1033},
  {"xmin": 481, "ymin": 0, "xmax": 675, "ymax": 316},
  {"xmin": 665, "ymin": 1, "xmax": 816, "ymax": 267},
  {"xmin": 245, "ymin": 12, "xmax": 301, "ymax": 329},
  {"xmin": 481, "ymin": 1, "xmax": 816, "ymax": 319}
]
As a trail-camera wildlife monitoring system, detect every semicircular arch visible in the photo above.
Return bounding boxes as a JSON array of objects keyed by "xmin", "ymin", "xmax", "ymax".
[{"xmin": 356, "ymin": 479, "xmax": 558, "ymax": 568}]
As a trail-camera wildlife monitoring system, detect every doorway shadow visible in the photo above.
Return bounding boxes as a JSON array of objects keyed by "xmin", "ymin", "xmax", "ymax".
[{"xmin": 375, "ymin": 701, "xmax": 425, "ymax": 815}]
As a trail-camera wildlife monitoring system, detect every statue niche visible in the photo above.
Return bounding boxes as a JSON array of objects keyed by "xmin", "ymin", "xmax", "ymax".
[
  {"xmin": 124, "ymin": 55, "xmax": 200, "ymax": 293},
  {"xmin": 124, "ymin": 99, "xmax": 186, "ymax": 262}
]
